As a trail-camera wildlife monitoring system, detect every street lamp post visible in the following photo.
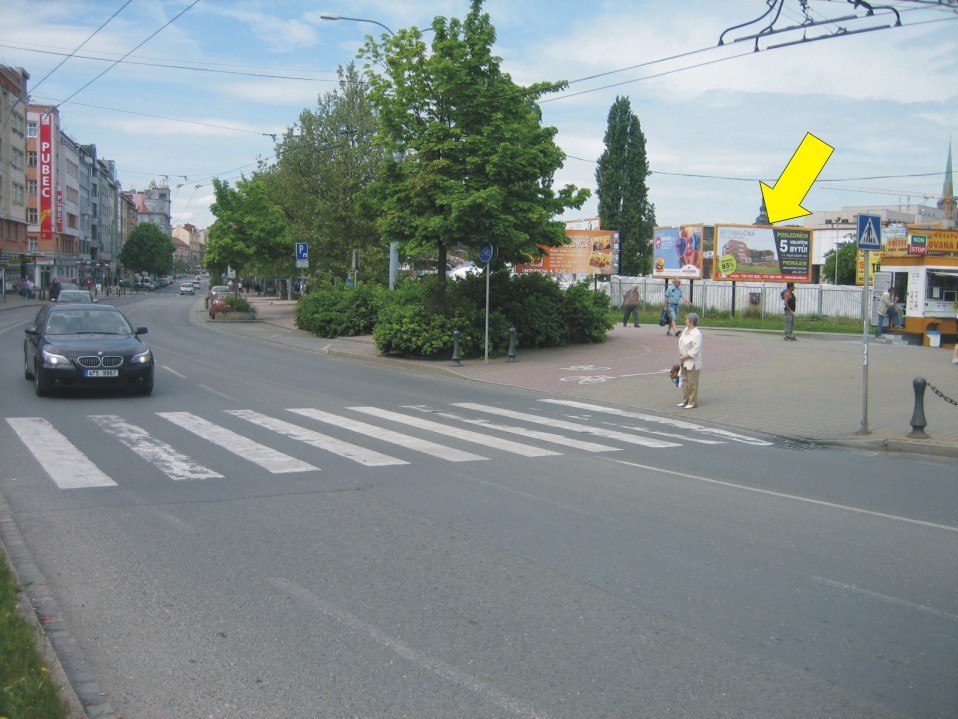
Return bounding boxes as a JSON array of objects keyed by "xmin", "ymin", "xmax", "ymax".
[{"xmin": 319, "ymin": 12, "xmax": 395, "ymax": 36}]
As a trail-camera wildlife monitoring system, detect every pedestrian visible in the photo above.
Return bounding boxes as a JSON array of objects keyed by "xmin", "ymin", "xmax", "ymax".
[
  {"xmin": 887, "ymin": 288, "xmax": 902, "ymax": 329},
  {"xmin": 50, "ymin": 277, "xmax": 61, "ymax": 301},
  {"xmin": 664, "ymin": 278, "xmax": 690, "ymax": 336},
  {"xmin": 676, "ymin": 313, "xmax": 702, "ymax": 409},
  {"xmin": 25, "ymin": 277, "xmax": 34, "ymax": 300},
  {"xmin": 622, "ymin": 283, "xmax": 640, "ymax": 327},
  {"xmin": 782, "ymin": 282, "xmax": 797, "ymax": 341}
]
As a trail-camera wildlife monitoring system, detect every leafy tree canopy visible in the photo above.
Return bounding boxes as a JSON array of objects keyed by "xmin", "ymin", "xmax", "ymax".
[
  {"xmin": 596, "ymin": 96, "xmax": 656, "ymax": 275},
  {"xmin": 360, "ymin": 0, "xmax": 589, "ymax": 293},
  {"xmin": 119, "ymin": 222, "xmax": 175, "ymax": 277},
  {"xmin": 206, "ymin": 176, "xmax": 291, "ymax": 282}
]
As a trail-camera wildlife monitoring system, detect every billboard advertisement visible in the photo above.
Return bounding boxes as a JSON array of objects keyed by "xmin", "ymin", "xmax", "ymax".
[
  {"xmin": 652, "ymin": 224, "xmax": 703, "ymax": 279},
  {"xmin": 515, "ymin": 229, "xmax": 619, "ymax": 276},
  {"xmin": 712, "ymin": 224, "xmax": 814, "ymax": 282},
  {"xmin": 39, "ymin": 114, "xmax": 54, "ymax": 240}
]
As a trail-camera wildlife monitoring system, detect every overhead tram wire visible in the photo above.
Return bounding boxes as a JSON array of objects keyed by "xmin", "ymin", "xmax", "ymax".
[{"xmin": 52, "ymin": 0, "xmax": 202, "ymax": 110}]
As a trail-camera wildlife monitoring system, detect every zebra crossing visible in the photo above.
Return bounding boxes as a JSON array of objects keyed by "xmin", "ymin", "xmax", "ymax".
[{"xmin": 4, "ymin": 400, "xmax": 772, "ymax": 490}]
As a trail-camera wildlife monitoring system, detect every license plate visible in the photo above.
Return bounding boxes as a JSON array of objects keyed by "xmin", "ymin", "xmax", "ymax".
[{"xmin": 85, "ymin": 369, "xmax": 119, "ymax": 378}]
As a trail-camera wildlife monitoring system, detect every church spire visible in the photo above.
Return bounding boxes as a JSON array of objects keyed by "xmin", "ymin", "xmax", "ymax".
[{"xmin": 939, "ymin": 140, "xmax": 954, "ymax": 226}]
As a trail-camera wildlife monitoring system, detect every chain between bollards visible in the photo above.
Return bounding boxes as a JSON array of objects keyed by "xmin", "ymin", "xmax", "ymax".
[
  {"xmin": 507, "ymin": 327, "xmax": 517, "ymax": 363},
  {"xmin": 908, "ymin": 377, "xmax": 928, "ymax": 438}
]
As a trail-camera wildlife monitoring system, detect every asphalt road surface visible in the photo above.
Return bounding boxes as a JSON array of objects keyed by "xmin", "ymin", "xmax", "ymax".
[{"xmin": 1, "ymin": 287, "xmax": 956, "ymax": 718}]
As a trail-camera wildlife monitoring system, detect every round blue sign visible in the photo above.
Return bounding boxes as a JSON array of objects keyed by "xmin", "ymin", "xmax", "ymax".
[{"xmin": 479, "ymin": 242, "xmax": 494, "ymax": 263}]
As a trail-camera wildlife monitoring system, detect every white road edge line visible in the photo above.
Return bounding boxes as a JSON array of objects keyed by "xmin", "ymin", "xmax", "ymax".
[
  {"xmin": 613, "ymin": 459, "xmax": 958, "ymax": 533},
  {"xmin": 268, "ymin": 577, "xmax": 553, "ymax": 719}
]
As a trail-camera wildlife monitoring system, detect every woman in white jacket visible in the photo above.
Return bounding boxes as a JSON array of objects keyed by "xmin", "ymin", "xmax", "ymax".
[{"xmin": 676, "ymin": 313, "xmax": 703, "ymax": 409}]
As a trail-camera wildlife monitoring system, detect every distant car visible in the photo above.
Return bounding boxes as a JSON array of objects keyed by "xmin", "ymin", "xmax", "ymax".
[
  {"xmin": 55, "ymin": 289, "xmax": 97, "ymax": 303},
  {"xmin": 24, "ymin": 303, "xmax": 154, "ymax": 396},
  {"xmin": 192, "ymin": 278, "xmax": 201, "ymax": 288},
  {"xmin": 56, "ymin": 281, "xmax": 80, "ymax": 292},
  {"xmin": 179, "ymin": 282, "xmax": 195, "ymax": 295}
]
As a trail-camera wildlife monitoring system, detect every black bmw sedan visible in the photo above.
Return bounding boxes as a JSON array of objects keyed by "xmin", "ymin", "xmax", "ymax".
[{"xmin": 24, "ymin": 303, "xmax": 154, "ymax": 396}]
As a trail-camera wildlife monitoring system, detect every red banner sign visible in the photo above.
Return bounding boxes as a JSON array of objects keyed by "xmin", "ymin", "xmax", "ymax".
[{"xmin": 39, "ymin": 114, "xmax": 54, "ymax": 240}]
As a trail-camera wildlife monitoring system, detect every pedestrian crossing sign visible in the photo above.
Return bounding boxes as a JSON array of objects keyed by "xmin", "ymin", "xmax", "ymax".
[{"xmin": 857, "ymin": 214, "xmax": 882, "ymax": 251}]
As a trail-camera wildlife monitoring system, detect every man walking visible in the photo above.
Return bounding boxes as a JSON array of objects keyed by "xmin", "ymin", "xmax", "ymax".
[
  {"xmin": 782, "ymin": 282, "xmax": 797, "ymax": 341},
  {"xmin": 622, "ymin": 283, "xmax": 640, "ymax": 327}
]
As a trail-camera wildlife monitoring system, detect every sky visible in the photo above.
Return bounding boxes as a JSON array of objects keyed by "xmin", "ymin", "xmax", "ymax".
[{"xmin": 2, "ymin": 0, "xmax": 956, "ymax": 232}]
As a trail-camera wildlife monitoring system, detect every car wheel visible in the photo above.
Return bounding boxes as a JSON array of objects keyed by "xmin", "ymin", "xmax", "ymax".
[
  {"xmin": 24, "ymin": 349, "xmax": 34, "ymax": 380},
  {"xmin": 34, "ymin": 365, "xmax": 50, "ymax": 397}
]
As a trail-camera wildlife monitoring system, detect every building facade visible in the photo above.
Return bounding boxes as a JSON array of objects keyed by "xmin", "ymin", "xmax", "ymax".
[{"xmin": 0, "ymin": 65, "xmax": 29, "ymax": 293}]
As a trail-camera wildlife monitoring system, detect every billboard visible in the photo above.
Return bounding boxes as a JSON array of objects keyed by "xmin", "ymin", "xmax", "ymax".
[
  {"xmin": 39, "ymin": 114, "xmax": 54, "ymax": 240},
  {"xmin": 652, "ymin": 224, "xmax": 703, "ymax": 279},
  {"xmin": 712, "ymin": 224, "xmax": 814, "ymax": 282},
  {"xmin": 514, "ymin": 229, "xmax": 619, "ymax": 276}
]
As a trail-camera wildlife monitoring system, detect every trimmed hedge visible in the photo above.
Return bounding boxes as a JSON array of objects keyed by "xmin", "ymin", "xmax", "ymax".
[{"xmin": 296, "ymin": 273, "xmax": 612, "ymax": 357}]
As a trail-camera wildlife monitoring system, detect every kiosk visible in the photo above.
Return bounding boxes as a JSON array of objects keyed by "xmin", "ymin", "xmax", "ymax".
[{"xmin": 879, "ymin": 229, "xmax": 958, "ymax": 347}]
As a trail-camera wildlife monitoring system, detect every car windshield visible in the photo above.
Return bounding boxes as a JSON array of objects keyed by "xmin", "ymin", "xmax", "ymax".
[
  {"xmin": 46, "ymin": 310, "xmax": 132, "ymax": 335},
  {"xmin": 57, "ymin": 291, "xmax": 93, "ymax": 302}
]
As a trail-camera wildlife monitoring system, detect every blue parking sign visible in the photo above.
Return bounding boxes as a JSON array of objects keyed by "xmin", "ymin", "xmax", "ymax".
[{"xmin": 296, "ymin": 243, "xmax": 309, "ymax": 261}]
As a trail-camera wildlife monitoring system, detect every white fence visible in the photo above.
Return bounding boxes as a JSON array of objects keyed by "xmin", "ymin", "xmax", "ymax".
[{"xmin": 605, "ymin": 276, "xmax": 870, "ymax": 320}]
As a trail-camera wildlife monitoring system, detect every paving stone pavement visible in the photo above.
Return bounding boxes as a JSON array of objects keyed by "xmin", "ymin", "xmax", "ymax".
[{"xmin": 233, "ymin": 296, "xmax": 958, "ymax": 458}]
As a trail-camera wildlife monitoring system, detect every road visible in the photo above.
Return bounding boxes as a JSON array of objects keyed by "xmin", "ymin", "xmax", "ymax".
[{"xmin": 1, "ymin": 287, "xmax": 956, "ymax": 718}]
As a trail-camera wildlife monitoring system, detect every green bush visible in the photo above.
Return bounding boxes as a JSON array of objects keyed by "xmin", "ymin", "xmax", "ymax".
[
  {"xmin": 562, "ymin": 280, "xmax": 614, "ymax": 343},
  {"xmin": 222, "ymin": 294, "xmax": 252, "ymax": 312},
  {"xmin": 295, "ymin": 283, "xmax": 387, "ymax": 337}
]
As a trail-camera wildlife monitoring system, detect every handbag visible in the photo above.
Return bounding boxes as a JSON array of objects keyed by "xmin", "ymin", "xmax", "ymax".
[
  {"xmin": 659, "ymin": 309, "xmax": 670, "ymax": 326},
  {"xmin": 670, "ymin": 363, "xmax": 681, "ymax": 381}
]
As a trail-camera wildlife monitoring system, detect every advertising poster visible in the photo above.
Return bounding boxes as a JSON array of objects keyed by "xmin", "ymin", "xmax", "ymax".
[
  {"xmin": 652, "ymin": 225, "xmax": 703, "ymax": 279},
  {"xmin": 39, "ymin": 114, "xmax": 54, "ymax": 240},
  {"xmin": 515, "ymin": 229, "xmax": 619, "ymax": 276},
  {"xmin": 712, "ymin": 224, "xmax": 814, "ymax": 282}
]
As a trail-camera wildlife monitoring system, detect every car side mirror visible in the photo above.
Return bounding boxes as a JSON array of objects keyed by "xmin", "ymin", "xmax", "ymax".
[
  {"xmin": 25, "ymin": 326, "xmax": 38, "ymax": 336},
  {"xmin": 135, "ymin": 327, "xmax": 148, "ymax": 335}
]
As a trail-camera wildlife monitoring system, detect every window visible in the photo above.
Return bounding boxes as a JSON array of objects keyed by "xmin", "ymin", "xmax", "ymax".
[
  {"xmin": 27, "ymin": 120, "xmax": 38, "ymax": 137},
  {"xmin": 28, "ymin": 179, "xmax": 37, "ymax": 195},
  {"xmin": 11, "ymin": 147, "xmax": 24, "ymax": 170},
  {"xmin": 27, "ymin": 208, "xmax": 38, "ymax": 224},
  {"xmin": 28, "ymin": 150, "xmax": 37, "ymax": 167},
  {"xmin": 13, "ymin": 184, "xmax": 25, "ymax": 204}
]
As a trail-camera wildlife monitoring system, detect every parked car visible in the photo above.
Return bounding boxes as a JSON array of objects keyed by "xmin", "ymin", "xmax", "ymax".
[
  {"xmin": 179, "ymin": 282, "xmax": 195, "ymax": 295},
  {"xmin": 54, "ymin": 289, "xmax": 97, "ymax": 303},
  {"xmin": 208, "ymin": 290, "xmax": 236, "ymax": 319},
  {"xmin": 23, "ymin": 303, "xmax": 154, "ymax": 396}
]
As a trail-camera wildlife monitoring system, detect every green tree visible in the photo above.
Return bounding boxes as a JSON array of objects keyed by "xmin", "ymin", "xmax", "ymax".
[
  {"xmin": 361, "ymin": 0, "xmax": 589, "ymax": 298},
  {"xmin": 206, "ymin": 176, "xmax": 290, "ymax": 283},
  {"xmin": 119, "ymin": 222, "xmax": 174, "ymax": 277},
  {"xmin": 595, "ymin": 96, "xmax": 656, "ymax": 276},
  {"xmin": 823, "ymin": 241, "xmax": 857, "ymax": 284},
  {"xmin": 268, "ymin": 63, "xmax": 385, "ymax": 283}
]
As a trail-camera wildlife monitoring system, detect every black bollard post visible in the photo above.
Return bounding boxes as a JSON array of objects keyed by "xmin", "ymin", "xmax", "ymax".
[
  {"xmin": 507, "ymin": 327, "xmax": 517, "ymax": 363},
  {"xmin": 908, "ymin": 377, "xmax": 929, "ymax": 438},
  {"xmin": 451, "ymin": 330, "xmax": 462, "ymax": 367}
]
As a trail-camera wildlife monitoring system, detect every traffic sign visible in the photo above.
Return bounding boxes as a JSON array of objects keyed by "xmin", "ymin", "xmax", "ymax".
[
  {"xmin": 479, "ymin": 242, "xmax": 494, "ymax": 264},
  {"xmin": 295, "ymin": 243, "xmax": 309, "ymax": 261},
  {"xmin": 857, "ymin": 214, "xmax": 882, "ymax": 251}
]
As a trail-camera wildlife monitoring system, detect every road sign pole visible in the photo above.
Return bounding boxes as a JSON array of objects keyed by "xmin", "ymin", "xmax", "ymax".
[{"xmin": 860, "ymin": 250, "xmax": 870, "ymax": 435}]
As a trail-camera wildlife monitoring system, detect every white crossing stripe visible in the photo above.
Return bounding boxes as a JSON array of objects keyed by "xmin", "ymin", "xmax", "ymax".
[
  {"xmin": 453, "ymin": 403, "xmax": 681, "ymax": 448},
  {"xmin": 288, "ymin": 408, "xmax": 486, "ymax": 462},
  {"xmin": 89, "ymin": 415, "xmax": 224, "ymax": 480},
  {"xmin": 156, "ymin": 412, "xmax": 317, "ymax": 474},
  {"xmin": 6, "ymin": 417, "xmax": 117, "ymax": 488},
  {"xmin": 226, "ymin": 410, "xmax": 407, "ymax": 467},
  {"xmin": 403, "ymin": 405, "xmax": 621, "ymax": 453},
  {"xmin": 351, "ymin": 406, "xmax": 561, "ymax": 457},
  {"xmin": 541, "ymin": 399, "xmax": 774, "ymax": 446}
]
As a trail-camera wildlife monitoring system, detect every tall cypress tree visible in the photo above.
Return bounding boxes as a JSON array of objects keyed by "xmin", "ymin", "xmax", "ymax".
[{"xmin": 596, "ymin": 97, "xmax": 655, "ymax": 275}]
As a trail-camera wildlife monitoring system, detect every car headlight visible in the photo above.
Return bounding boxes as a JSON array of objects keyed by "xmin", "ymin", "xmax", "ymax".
[
  {"xmin": 40, "ymin": 348, "xmax": 70, "ymax": 366},
  {"xmin": 131, "ymin": 349, "xmax": 153, "ymax": 365}
]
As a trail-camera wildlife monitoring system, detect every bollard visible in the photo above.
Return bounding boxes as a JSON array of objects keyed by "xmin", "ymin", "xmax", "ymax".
[
  {"xmin": 908, "ymin": 377, "xmax": 929, "ymax": 438},
  {"xmin": 451, "ymin": 330, "xmax": 462, "ymax": 367},
  {"xmin": 507, "ymin": 327, "xmax": 517, "ymax": 363}
]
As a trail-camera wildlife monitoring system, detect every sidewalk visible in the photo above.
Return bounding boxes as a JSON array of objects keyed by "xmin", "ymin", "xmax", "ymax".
[
  {"xmin": 5, "ymin": 290, "xmax": 955, "ymax": 457},
  {"xmin": 234, "ymin": 296, "xmax": 958, "ymax": 458}
]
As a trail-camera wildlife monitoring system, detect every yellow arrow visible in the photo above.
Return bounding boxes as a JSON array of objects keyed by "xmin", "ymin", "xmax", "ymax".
[{"xmin": 760, "ymin": 133, "xmax": 834, "ymax": 224}]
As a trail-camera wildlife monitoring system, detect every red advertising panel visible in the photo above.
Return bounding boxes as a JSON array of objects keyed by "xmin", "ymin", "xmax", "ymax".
[
  {"xmin": 515, "ymin": 229, "xmax": 619, "ymax": 275},
  {"xmin": 39, "ymin": 114, "xmax": 54, "ymax": 240},
  {"xmin": 712, "ymin": 224, "xmax": 814, "ymax": 282}
]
